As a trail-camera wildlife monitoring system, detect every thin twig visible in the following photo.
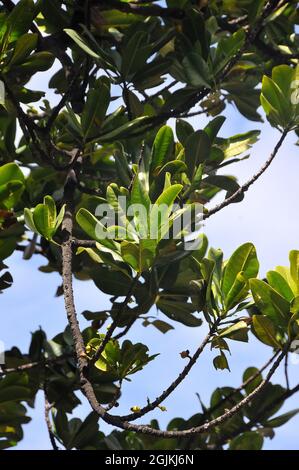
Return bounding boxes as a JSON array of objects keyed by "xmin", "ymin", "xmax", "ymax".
[
  {"xmin": 204, "ymin": 129, "xmax": 288, "ymax": 220},
  {"xmin": 115, "ymin": 346, "xmax": 287, "ymax": 437},
  {"xmin": 44, "ymin": 391, "xmax": 59, "ymax": 451},
  {"xmin": 204, "ymin": 350, "xmax": 280, "ymax": 419},
  {"xmin": 284, "ymin": 352, "xmax": 290, "ymax": 390},
  {"xmin": 119, "ymin": 320, "xmax": 220, "ymax": 422},
  {"xmin": 91, "ymin": 274, "xmax": 141, "ymax": 364},
  {"xmin": 0, "ymin": 353, "xmax": 73, "ymax": 378},
  {"xmin": 72, "ymin": 238, "xmax": 97, "ymax": 248},
  {"xmin": 45, "ymin": 66, "xmax": 83, "ymax": 132},
  {"xmin": 90, "ymin": 0, "xmax": 186, "ymax": 19},
  {"xmin": 113, "ymin": 317, "xmax": 138, "ymax": 340}
]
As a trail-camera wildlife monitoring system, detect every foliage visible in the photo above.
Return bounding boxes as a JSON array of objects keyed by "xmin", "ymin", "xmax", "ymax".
[{"xmin": 0, "ymin": 0, "xmax": 298, "ymax": 451}]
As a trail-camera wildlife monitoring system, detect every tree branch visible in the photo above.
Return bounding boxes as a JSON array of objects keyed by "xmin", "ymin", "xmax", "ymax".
[
  {"xmin": 61, "ymin": 178, "xmax": 290, "ymax": 439},
  {"xmin": 90, "ymin": 0, "xmax": 186, "ymax": 19},
  {"xmin": 44, "ymin": 391, "xmax": 59, "ymax": 451},
  {"xmin": 45, "ymin": 66, "xmax": 83, "ymax": 132},
  {"xmin": 204, "ymin": 350, "xmax": 280, "ymax": 419},
  {"xmin": 204, "ymin": 129, "xmax": 288, "ymax": 220},
  {"xmin": 118, "ymin": 320, "xmax": 220, "ymax": 422},
  {"xmin": 0, "ymin": 353, "xmax": 73, "ymax": 378},
  {"xmin": 91, "ymin": 274, "xmax": 141, "ymax": 365},
  {"xmin": 114, "ymin": 346, "xmax": 287, "ymax": 437}
]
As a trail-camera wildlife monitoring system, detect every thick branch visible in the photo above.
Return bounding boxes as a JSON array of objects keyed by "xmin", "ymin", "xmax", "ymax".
[{"xmin": 61, "ymin": 181, "xmax": 289, "ymax": 438}]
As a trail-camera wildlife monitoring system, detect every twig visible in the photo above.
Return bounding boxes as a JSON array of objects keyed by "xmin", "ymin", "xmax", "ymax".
[
  {"xmin": 113, "ymin": 317, "xmax": 138, "ymax": 340},
  {"xmin": 90, "ymin": 0, "xmax": 186, "ymax": 19},
  {"xmin": 45, "ymin": 66, "xmax": 83, "ymax": 132},
  {"xmin": 104, "ymin": 381, "xmax": 122, "ymax": 412},
  {"xmin": 44, "ymin": 391, "xmax": 59, "ymax": 451},
  {"xmin": 204, "ymin": 129, "xmax": 288, "ymax": 220},
  {"xmin": 91, "ymin": 274, "xmax": 141, "ymax": 364},
  {"xmin": 115, "ymin": 346, "xmax": 287, "ymax": 437},
  {"xmin": 72, "ymin": 238, "xmax": 97, "ymax": 248},
  {"xmin": 119, "ymin": 320, "xmax": 220, "ymax": 422},
  {"xmin": 0, "ymin": 353, "xmax": 73, "ymax": 378},
  {"xmin": 284, "ymin": 352, "xmax": 290, "ymax": 390},
  {"xmin": 216, "ymin": 372, "xmax": 299, "ymax": 447},
  {"xmin": 205, "ymin": 350, "xmax": 280, "ymax": 419}
]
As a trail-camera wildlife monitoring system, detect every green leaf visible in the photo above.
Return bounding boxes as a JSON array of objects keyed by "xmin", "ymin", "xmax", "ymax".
[
  {"xmin": 24, "ymin": 208, "xmax": 37, "ymax": 233},
  {"xmin": 220, "ymin": 130, "xmax": 260, "ymax": 159},
  {"xmin": 157, "ymin": 297, "xmax": 202, "ymax": 327},
  {"xmin": 184, "ymin": 131, "xmax": 211, "ymax": 179},
  {"xmin": 55, "ymin": 205, "xmax": 65, "ymax": 231},
  {"xmin": 121, "ymin": 31, "xmax": 152, "ymax": 80},
  {"xmin": 203, "ymin": 175, "xmax": 242, "ymax": 201},
  {"xmin": 261, "ymin": 65, "xmax": 299, "ymax": 130},
  {"xmin": 243, "ymin": 367, "xmax": 262, "ymax": 394},
  {"xmin": 266, "ymin": 270, "xmax": 294, "ymax": 301},
  {"xmin": 150, "ymin": 184, "xmax": 182, "ymax": 240},
  {"xmin": 181, "ymin": 52, "xmax": 211, "ymax": 88},
  {"xmin": 91, "ymin": 265, "xmax": 132, "ymax": 296},
  {"xmin": 175, "ymin": 119, "xmax": 194, "ymax": 146},
  {"xmin": 9, "ymin": 33, "xmax": 38, "ymax": 66},
  {"xmin": 150, "ymin": 320, "xmax": 174, "ymax": 334},
  {"xmin": 0, "ymin": 238, "xmax": 17, "ymax": 260},
  {"xmin": 33, "ymin": 204, "xmax": 55, "ymax": 240},
  {"xmin": 114, "ymin": 145, "xmax": 132, "ymax": 186},
  {"xmin": 222, "ymin": 243, "xmax": 259, "ymax": 301},
  {"xmin": 150, "ymin": 160, "xmax": 187, "ymax": 202},
  {"xmin": 204, "ymin": 116, "xmax": 226, "ymax": 142},
  {"xmin": 95, "ymin": 116, "xmax": 149, "ymax": 143},
  {"xmin": 219, "ymin": 320, "xmax": 249, "ymax": 342},
  {"xmin": 289, "ymin": 250, "xmax": 299, "ymax": 289},
  {"xmin": 26, "ymin": 196, "xmax": 63, "ymax": 241},
  {"xmin": 81, "ymin": 83, "xmax": 110, "ymax": 139},
  {"xmin": 252, "ymin": 315, "xmax": 281, "ymax": 348},
  {"xmin": 131, "ymin": 175, "xmax": 151, "ymax": 213},
  {"xmin": 121, "ymin": 241, "xmax": 141, "ymax": 272},
  {"xmin": 265, "ymin": 409, "xmax": 299, "ymax": 428},
  {"xmin": 250, "ymin": 279, "xmax": 290, "ymax": 328},
  {"xmin": 150, "ymin": 126, "xmax": 174, "ymax": 174},
  {"xmin": 119, "ymin": 340, "xmax": 158, "ymax": 378},
  {"xmin": 213, "ymin": 352, "xmax": 230, "ymax": 371},
  {"xmin": 224, "ymin": 272, "xmax": 248, "ymax": 311},
  {"xmin": 0, "ymin": 163, "xmax": 25, "ymax": 186},
  {"xmin": 0, "ymin": 163, "xmax": 25, "ymax": 209},
  {"xmin": 68, "ymin": 412, "xmax": 99, "ymax": 449},
  {"xmin": 13, "ymin": 52, "xmax": 55, "ymax": 74},
  {"xmin": 76, "ymin": 208, "xmax": 117, "ymax": 250},
  {"xmin": 214, "ymin": 30, "xmax": 245, "ymax": 74},
  {"xmin": 4, "ymin": 0, "xmax": 36, "ymax": 42},
  {"xmin": 229, "ymin": 431, "xmax": 263, "ymax": 450},
  {"xmin": 64, "ymin": 29, "xmax": 100, "ymax": 58}
]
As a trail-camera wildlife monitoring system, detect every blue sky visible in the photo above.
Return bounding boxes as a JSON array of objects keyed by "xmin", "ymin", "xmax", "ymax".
[{"xmin": 2, "ymin": 63, "xmax": 299, "ymax": 450}]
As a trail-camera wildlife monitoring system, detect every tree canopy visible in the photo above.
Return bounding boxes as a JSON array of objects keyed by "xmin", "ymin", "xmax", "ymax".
[{"xmin": 0, "ymin": 0, "xmax": 298, "ymax": 451}]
